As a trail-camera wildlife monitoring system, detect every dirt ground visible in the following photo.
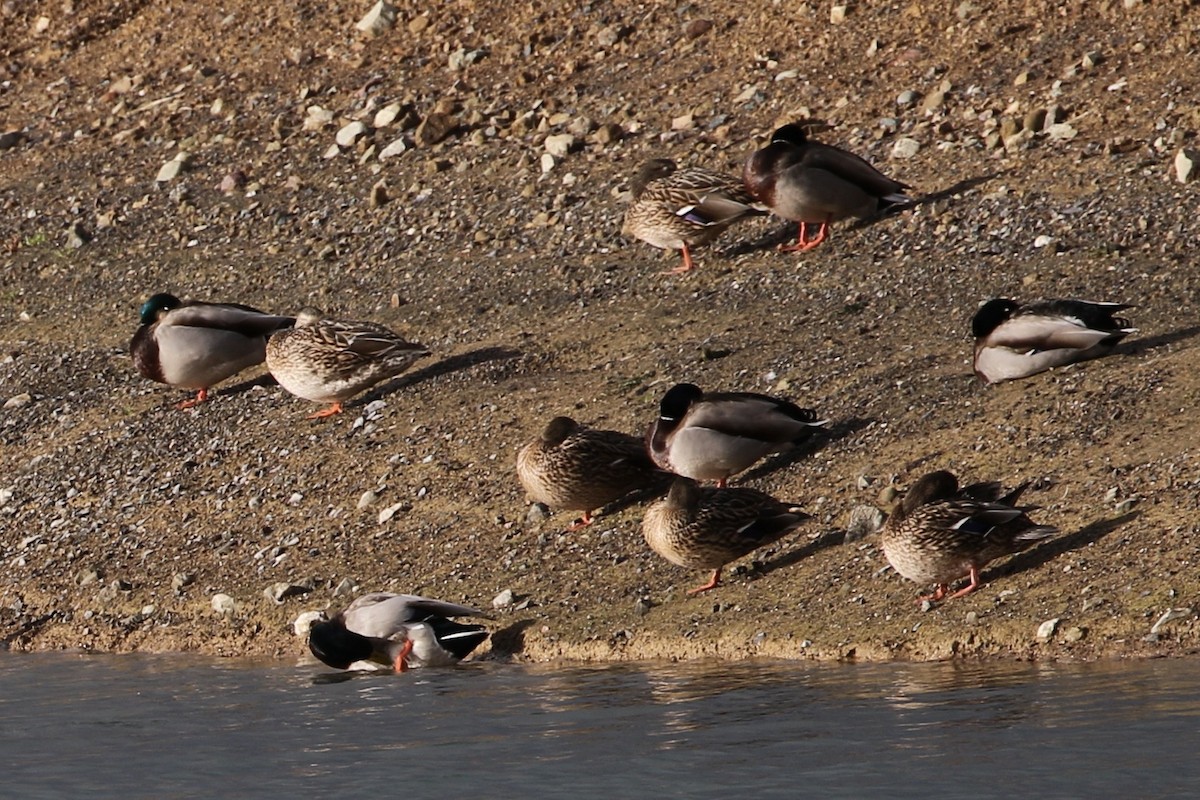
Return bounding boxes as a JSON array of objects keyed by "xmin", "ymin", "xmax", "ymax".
[{"xmin": 1, "ymin": 0, "xmax": 1198, "ymax": 666}]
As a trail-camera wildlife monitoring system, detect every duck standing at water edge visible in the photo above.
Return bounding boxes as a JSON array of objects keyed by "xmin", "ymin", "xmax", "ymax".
[
  {"xmin": 743, "ymin": 122, "xmax": 913, "ymax": 252},
  {"xmin": 266, "ymin": 307, "xmax": 430, "ymax": 419},
  {"xmin": 880, "ymin": 470, "xmax": 1057, "ymax": 603},
  {"xmin": 643, "ymin": 477, "xmax": 810, "ymax": 595},
  {"xmin": 130, "ymin": 292, "xmax": 295, "ymax": 409},
  {"xmin": 972, "ymin": 298, "xmax": 1137, "ymax": 384},
  {"xmin": 622, "ymin": 158, "xmax": 766, "ymax": 274},
  {"xmin": 307, "ymin": 593, "xmax": 490, "ymax": 672},
  {"xmin": 517, "ymin": 415, "xmax": 665, "ymax": 530},
  {"xmin": 647, "ymin": 382, "xmax": 828, "ymax": 487}
]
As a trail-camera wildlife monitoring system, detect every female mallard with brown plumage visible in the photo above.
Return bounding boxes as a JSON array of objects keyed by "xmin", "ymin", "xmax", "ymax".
[
  {"xmin": 130, "ymin": 292, "xmax": 294, "ymax": 409},
  {"xmin": 517, "ymin": 416, "xmax": 663, "ymax": 530},
  {"xmin": 972, "ymin": 298, "xmax": 1136, "ymax": 384},
  {"xmin": 622, "ymin": 158, "xmax": 766, "ymax": 274},
  {"xmin": 743, "ymin": 122, "xmax": 913, "ymax": 252},
  {"xmin": 880, "ymin": 470, "xmax": 1056, "ymax": 603},
  {"xmin": 265, "ymin": 308, "xmax": 430, "ymax": 418},
  {"xmin": 642, "ymin": 477, "xmax": 810, "ymax": 595}
]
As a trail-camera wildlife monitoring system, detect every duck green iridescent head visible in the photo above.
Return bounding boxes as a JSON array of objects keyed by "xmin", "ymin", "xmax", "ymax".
[{"xmin": 138, "ymin": 293, "xmax": 183, "ymax": 325}]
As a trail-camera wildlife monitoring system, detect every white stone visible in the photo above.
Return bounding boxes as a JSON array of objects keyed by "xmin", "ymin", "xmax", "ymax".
[
  {"xmin": 891, "ymin": 137, "xmax": 921, "ymax": 159},
  {"xmin": 1046, "ymin": 122, "xmax": 1077, "ymax": 141},
  {"xmin": 1174, "ymin": 148, "xmax": 1198, "ymax": 184},
  {"xmin": 1036, "ymin": 617, "xmax": 1060, "ymax": 641},
  {"xmin": 492, "ymin": 589, "xmax": 515, "ymax": 609},
  {"xmin": 373, "ymin": 102, "xmax": 403, "ymax": 128},
  {"xmin": 540, "ymin": 152, "xmax": 556, "ymax": 173},
  {"xmin": 211, "ymin": 593, "xmax": 237, "ymax": 615},
  {"xmin": 4, "ymin": 393, "xmax": 32, "ymax": 408},
  {"xmin": 357, "ymin": 490, "xmax": 378, "ymax": 509},
  {"xmin": 1033, "ymin": 235, "xmax": 1053, "ymax": 248},
  {"xmin": 155, "ymin": 159, "xmax": 183, "ymax": 182},
  {"xmin": 379, "ymin": 137, "xmax": 408, "ymax": 160},
  {"xmin": 293, "ymin": 610, "xmax": 325, "ymax": 637},
  {"xmin": 355, "ymin": 0, "xmax": 396, "ymax": 35},
  {"xmin": 543, "ymin": 133, "xmax": 575, "ymax": 158},
  {"xmin": 303, "ymin": 105, "xmax": 334, "ymax": 131},
  {"xmin": 378, "ymin": 500, "xmax": 406, "ymax": 524},
  {"xmin": 336, "ymin": 120, "xmax": 369, "ymax": 148}
]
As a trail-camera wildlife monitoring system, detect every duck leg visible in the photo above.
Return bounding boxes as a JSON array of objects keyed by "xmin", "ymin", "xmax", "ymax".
[
  {"xmin": 779, "ymin": 218, "xmax": 830, "ymax": 253},
  {"xmin": 660, "ymin": 244, "xmax": 696, "ymax": 275},
  {"xmin": 177, "ymin": 388, "xmax": 209, "ymax": 409},
  {"xmin": 945, "ymin": 567, "xmax": 983, "ymax": 600},
  {"xmin": 392, "ymin": 639, "xmax": 414, "ymax": 673},
  {"xmin": 917, "ymin": 583, "xmax": 950, "ymax": 604},
  {"xmin": 687, "ymin": 568, "xmax": 723, "ymax": 595},
  {"xmin": 566, "ymin": 511, "xmax": 595, "ymax": 532},
  {"xmin": 307, "ymin": 402, "xmax": 345, "ymax": 419}
]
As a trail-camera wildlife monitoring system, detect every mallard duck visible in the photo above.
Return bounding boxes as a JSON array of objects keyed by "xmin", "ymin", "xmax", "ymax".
[
  {"xmin": 307, "ymin": 592, "xmax": 489, "ymax": 672},
  {"xmin": 880, "ymin": 470, "xmax": 1057, "ymax": 603},
  {"xmin": 517, "ymin": 416, "xmax": 664, "ymax": 530},
  {"xmin": 647, "ymin": 383, "xmax": 828, "ymax": 487},
  {"xmin": 621, "ymin": 158, "xmax": 766, "ymax": 274},
  {"xmin": 643, "ymin": 478, "xmax": 810, "ymax": 594},
  {"xmin": 972, "ymin": 298, "xmax": 1137, "ymax": 384},
  {"xmin": 265, "ymin": 308, "xmax": 430, "ymax": 418},
  {"xmin": 129, "ymin": 292, "xmax": 294, "ymax": 409},
  {"xmin": 743, "ymin": 122, "xmax": 913, "ymax": 252}
]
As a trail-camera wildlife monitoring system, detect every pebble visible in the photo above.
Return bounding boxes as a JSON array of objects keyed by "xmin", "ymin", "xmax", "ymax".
[
  {"xmin": 264, "ymin": 582, "xmax": 311, "ymax": 604},
  {"xmin": 1174, "ymin": 148, "xmax": 1198, "ymax": 184},
  {"xmin": 920, "ymin": 90, "xmax": 945, "ymax": 113},
  {"xmin": 355, "ymin": 0, "xmax": 396, "ymax": 36},
  {"xmin": 1033, "ymin": 234, "xmax": 1053, "ymax": 249},
  {"xmin": 829, "ymin": 4, "xmax": 847, "ymax": 23},
  {"xmin": 543, "ymin": 133, "xmax": 575, "ymax": 158},
  {"xmin": 415, "ymin": 112, "xmax": 456, "ymax": 147},
  {"xmin": 844, "ymin": 505, "xmax": 885, "ymax": 542},
  {"xmin": 378, "ymin": 500, "xmax": 407, "ymax": 524},
  {"xmin": 378, "ymin": 137, "xmax": 407, "ymax": 160},
  {"xmin": 634, "ymin": 598, "xmax": 653, "ymax": 616},
  {"xmin": 540, "ymin": 153, "xmax": 555, "ymax": 173},
  {"xmin": 4, "ymin": 392, "xmax": 32, "ymax": 408},
  {"xmin": 891, "ymin": 137, "xmax": 920, "ymax": 159},
  {"xmin": 171, "ymin": 572, "xmax": 195, "ymax": 591},
  {"xmin": 369, "ymin": 179, "xmax": 388, "ymax": 208},
  {"xmin": 336, "ymin": 121, "xmax": 369, "ymax": 148},
  {"xmin": 357, "ymin": 490, "xmax": 378, "ymax": 510},
  {"xmin": 333, "ymin": 577, "xmax": 357, "ymax": 596},
  {"xmin": 526, "ymin": 502, "xmax": 550, "ymax": 523},
  {"xmin": 373, "ymin": 103, "xmax": 404, "ymax": 128},
  {"xmin": 293, "ymin": 610, "xmax": 325, "ymax": 637},
  {"xmin": 1046, "ymin": 122, "xmax": 1077, "ymax": 141},
  {"xmin": 592, "ymin": 122, "xmax": 623, "ymax": 145},
  {"xmin": 155, "ymin": 156, "xmax": 185, "ymax": 182},
  {"xmin": 685, "ymin": 19, "xmax": 713, "ymax": 38},
  {"xmin": 492, "ymin": 588, "xmax": 515, "ymax": 609},
  {"xmin": 303, "ymin": 105, "xmax": 334, "ymax": 131},
  {"xmin": 211, "ymin": 593, "xmax": 237, "ymax": 615},
  {"xmin": 0, "ymin": 130, "xmax": 23, "ymax": 150},
  {"xmin": 896, "ymin": 90, "xmax": 919, "ymax": 107},
  {"xmin": 1063, "ymin": 626, "xmax": 1086, "ymax": 643},
  {"xmin": 1036, "ymin": 617, "xmax": 1060, "ymax": 641},
  {"xmin": 1149, "ymin": 608, "xmax": 1192, "ymax": 634}
]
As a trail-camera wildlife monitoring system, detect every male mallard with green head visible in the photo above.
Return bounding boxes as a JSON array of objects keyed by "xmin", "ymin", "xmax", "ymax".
[
  {"xmin": 129, "ymin": 292, "xmax": 294, "ymax": 409},
  {"xmin": 266, "ymin": 308, "xmax": 430, "ymax": 419},
  {"xmin": 743, "ymin": 122, "xmax": 913, "ymax": 252}
]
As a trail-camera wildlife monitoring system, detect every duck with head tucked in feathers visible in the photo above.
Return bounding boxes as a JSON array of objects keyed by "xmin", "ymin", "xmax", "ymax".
[
  {"xmin": 643, "ymin": 477, "xmax": 810, "ymax": 595},
  {"xmin": 130, "ymin": 292, "xmax": 295, "ymax": 409},
  {"xmin": 266, "ymin": 308, "xmax": 431, "ymax": 419},
  {"xmin": 307, "ymin": 593, "xmax": 490, "ymax": 672},
  {"xmin": 517, "ymin": 415, "xmax": 665, "ymax": 530},
  {"xmin": 880, "ymin": 470, "xmax": 1057, "ymax": 604},
  {"xmin": 622, "ymin": 158, "xmax": 767, "ymax": 274},
  {"xmin": 647, "ymin": 383, "xmax": 828, "ymax": 487},
  {"xmin": 743, "ymin": 122, "xmax": 913, "ymax": 252},
  {"xmin": 972, "ymin": 298, "xmax": 1136, "ymax": 384}
]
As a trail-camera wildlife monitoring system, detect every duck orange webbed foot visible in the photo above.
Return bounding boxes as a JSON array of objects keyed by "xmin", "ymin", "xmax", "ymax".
[{"xmin": 307, "ymin": 402, "xmax": 344, "ymax": 420}]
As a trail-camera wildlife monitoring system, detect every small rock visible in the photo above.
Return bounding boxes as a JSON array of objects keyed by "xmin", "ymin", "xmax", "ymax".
[
  {"xmin": 357, "ymin": 490, "xmax": 378, "ymax": 510},
  {"xmin": 1033, "ymin": 234, "xmax": 1053, "ymax": 249},
  {"xmin": 1174, "ymin": 148, "xmax": 1199, "ymax": 184},
  {"xmin": 543, "ymin": 133, "xmax": 576, "ymax": 158},
  {"xmin": 171, "ymin": 572, "xmax": 195, "ymax": 592},
  {"xmin": 1115, "ymin": 498, "xmax": 1138, "ymax": 514},
  {"xmin": 218, "ymin": 171, "xmax": 246, "ymax": 194},
  {"xmin": 0, "ymin": 130, "xmax": 23, "ymax": 150},
  {"xmin": 77, "ymin": 568, "xmax": 102, "ymax": 587},
  {"xmin": 592, "ymin": 122, "xmax": 623, "ymax": 145},
  {"xmin": 1024, "ymin": 108, "xmax": 1047, "ymax": 132},
  {"xmin": 378, "ymin": 500, "xmax": 407, "ymax": 524},
  {"xmin": 155, "ymin": 158, "xmax": 184, "ymax": 182},
  {"xmin": 373, "ymin": 102, "xmax": 404, "ymax": 128},
  {"xmin": 303, "ymin": 105, "xmax": 334, "ymax": 131},
  {"xmin": 920, "ymin": 90, "xmax": 946, "ymax": 113},
  {"xmin": 845, "ymin": 505, "xmax": 885, "ymax": 542},
  {"xmin": 540, "ymin": 153, "xmax": 555, "ymax": 173},
  {"xmin": 333, "ymin": 577, "xmax": 357, "ymax": 597},
  {"xmin": 896, "ymin": 90, "xmax": 919, "ymax": 107},
  {"xmin": 492, "ymin": 588, "xmax": 515, "ymax": 609},
  {"xmin": 684, "ymin": 19, "xmax": 713, "ymax": 38},
  {"xmin": 999, "ymin": 117, "xmax": 1022, "ymax": 139},
  {"xmin": 1036, "ymin": 617, "xmax": 1060, "ymax": 641},
  {"xmin": 1150, "ymin": 608, "xmax": 1192, "ymax": 634},
  {"xmin": 1063, "ymin": 626, "xmax": 1086, "ymax": 643},
  {"xmin": 378, "ymin": 137, "xmax": 408, "ymax": 160},
  {"xmin": 265, "ymin": 582, "xmax": 311, "ymax": 604},
  {"xmin": 891, "ymin": 137, "xmax": 920, "ymax": 159},
  {"xmin": 634, "ymin": 597, "xmax": 654, "ymax": 616},
  {"xmin": 1046, "ymin": 122, "xmax": 1077, "ymax": 141},
  {"xmin": 211, "ymin": 593, "xmax": 237, "ymax": 615},
  {"xmin": 1081, "ymin": 51, "xmax": 1102, "ymax": 69},
  {"xmin": 3, "ymin": 393, "xmax": 32, "ymax": 409},
  {"xmin": 526, "ymin": 502, "xmax": 551, "ymax": 523},
  {"xmin": 66, "ymin": 221, "xmax": 91, "ymax": 249},
  {"xmin": 965, "ymin": 611, "xmax": 978, "ymax": 625},
  {"xmin": 1013, "ymin": 70, "xmax": 1030, "ymax": 86},
  {"xmin": 670, "ymin": 113, "xmax": 695, "ymax": 131},
  {"xmin": 355, "ymin": 0, "xmax": 396, "ymax": 36},
  {"xmin": 369, "ymin": 179, "xmax": 388, "ymax": 208},
  {"xmin": 293, "ymin": 610, "xmax": 325, "ymax": 637},
  {"xmin": 830, "ymin": 4, "xmax": 848, "ymax": 23},
  {"xmin": 336, "ymin": 120, "xmax": 369, "ymax": 148},
  {"xmin": 414, "ymin": 111, "xmax": 456, "ymax": 147}
]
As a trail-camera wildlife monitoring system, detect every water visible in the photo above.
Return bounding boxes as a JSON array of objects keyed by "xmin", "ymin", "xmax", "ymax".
[{"xmin": 2, "ymin": 654, "xmax": 1199, "ymax": 799}]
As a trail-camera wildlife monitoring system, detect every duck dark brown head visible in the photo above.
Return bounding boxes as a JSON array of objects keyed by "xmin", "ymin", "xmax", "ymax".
[
  {"xmin": 899, "ymin": 471, "xmax": 962, "ymax": 517},
  {"xmin": 971, "ymin": 299, "xmax": 1020, "ymax": 338},
  {"xmin": 541, "ymin": 416, "xmax": 580, "ymax": 446},
  {"xmin": 308, "ymin": 620, "xmax": 374, "ymax": 670},
  {"xmin": 630, "ymin": 158, "xmax": 678, "ymax": 198},
  {"xmin": 138, "ymin": 293, "xmax": 183, "ymax": 326},
  {"xmin": 665, "ymin": 476, "xmax": 702, "ymax": 510}
]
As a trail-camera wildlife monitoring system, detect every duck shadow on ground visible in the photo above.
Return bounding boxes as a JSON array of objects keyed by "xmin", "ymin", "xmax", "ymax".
[
  {"xmin": 1118, "ymin": 325, "xmax": 1200, "ymax": 357},
  {"xmin": 361, "ymin": 345, "xmax": 523, "ymax": 405},
  {"xmin": 757, "ymin": 528, "xmax": 849, "ymax": 578},
  {"xmin": 736, "ymin": 416, "xmax": 875, "ymax": 486},
  {"xmin": 487, "ymin": 618, "xmax": 538, "ymax": 661},
  {"xmin": 985, "ymin": 510, "xmax": 1138, "ymax": 584},
  {"xmin": 725, "ymin": 172, "xmax": 1004, "ymax": 256}
]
